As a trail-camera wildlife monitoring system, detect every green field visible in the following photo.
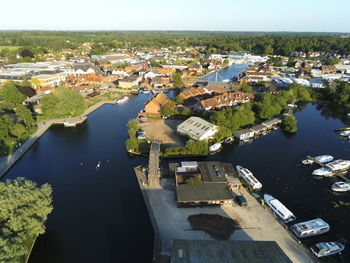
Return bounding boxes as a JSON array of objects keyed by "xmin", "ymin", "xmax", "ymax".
[{"xmin": 0, "ymin": 46, "xmax": 21, "ymax": 51}]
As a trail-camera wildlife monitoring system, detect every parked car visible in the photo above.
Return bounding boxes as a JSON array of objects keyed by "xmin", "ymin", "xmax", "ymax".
[{"xmin": 236, "ymin": 195, "xmax": 247, "ymax": 207}]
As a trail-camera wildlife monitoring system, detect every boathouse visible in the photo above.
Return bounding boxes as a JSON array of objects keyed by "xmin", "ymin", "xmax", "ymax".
[
  {"xmin": 262, "ymin": 118, "xmax": 281, "ymax": 129},
  {"xmin": 234, "ymin": 129, "xmax": 255, "ymax": 141},
  {"xmin": 250, "ymin": 124, "xmax": 268, "ymax": 136}
]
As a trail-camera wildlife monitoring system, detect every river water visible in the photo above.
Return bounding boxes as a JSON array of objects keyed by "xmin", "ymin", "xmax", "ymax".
[{"xmin": 2, "ymin": 65, "xmax": 350, "ymax": 262}]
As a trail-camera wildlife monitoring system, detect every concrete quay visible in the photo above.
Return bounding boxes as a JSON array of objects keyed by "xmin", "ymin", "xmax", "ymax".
[{"xmin": 134, "ymin": 167, "xmax": 317, "ymax": 263}]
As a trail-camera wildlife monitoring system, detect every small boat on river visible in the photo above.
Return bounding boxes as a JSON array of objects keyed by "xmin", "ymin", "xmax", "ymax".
[
  {"xmin": 96, "ymin": 161, "xmax": 101, "ymax": 169},
  {"xmin": 310, "ymin": 242, "xmax": 344, "ymax": 258},
  {"xmin": 331, "ymin": 181, "xmax": 350, "ymax": 192},
  {"xmin": 116, "ymin": 96, "xmax": 129, "ymax": 104},
  {"xmin": 314, "ymin": 155, "xmax": 334, "ymax": 164},
  {"xmin": 325, "ymin": 159, "xmax": 350, "ymax": 172},
  {"xmin": 312, "ymin": 167, "xmax": 333, "ymax": 177},
  {"xmin": 224, "ymin": 137, "xmax": 234, "ymax": 144},
  {"xmin": 209, "ymin": 143, "xmax": 222, "ymax": 153},
  {"xmin": 63, "ymin": 122, "xmax": 76, "ymax": 127},
  {"xmin": 340, "ymin": 130, "xmax": 350, "ymax": 137},
  {"xmin": 291, "ymin": 218, "xmax": 330, "ymax": 238}
]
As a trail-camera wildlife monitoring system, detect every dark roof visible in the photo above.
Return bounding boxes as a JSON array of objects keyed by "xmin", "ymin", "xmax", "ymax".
[
  {"xmin": 176, "ymin": 183, "xmax": 233, "ymax": 202},
  {"xmin": 171, "ymin": 240, "xmax": 293, "ymax": 263},
  {"xmin": 198, "ymin": 162, "xmax": 227, "ymax": 183}
]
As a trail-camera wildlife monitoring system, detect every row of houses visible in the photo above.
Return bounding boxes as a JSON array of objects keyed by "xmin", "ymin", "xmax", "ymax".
[{"xmin": 235, "ymin": 118, "xmax": 282, "ymax": 141}]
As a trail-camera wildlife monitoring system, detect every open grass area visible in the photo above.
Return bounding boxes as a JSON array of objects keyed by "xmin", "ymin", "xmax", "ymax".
[{"xmin": 0, "ymin": 46, "xmax": 22, "ymax": 51}]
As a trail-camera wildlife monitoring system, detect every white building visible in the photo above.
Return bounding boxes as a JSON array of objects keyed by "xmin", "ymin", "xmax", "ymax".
[
  {"xmin": 235, "ymin": 129, "xmax": 255, "ymax": 141},
  {"xmin": 177, "ymin": 117, "xmax": 218, "ymax": 141}
]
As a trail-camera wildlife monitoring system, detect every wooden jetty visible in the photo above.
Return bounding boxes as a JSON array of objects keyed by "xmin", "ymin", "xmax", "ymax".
[
  {"xmin": 305, "ymin": 156, "xmax": 324, "ymax": 166},
  {"xmin": 336, "ymin": 174, "xmax": 350, "ymax": 183},
  {"xmin": 335, "ymin": 127, "xmax": 350, "ymax": 132}
]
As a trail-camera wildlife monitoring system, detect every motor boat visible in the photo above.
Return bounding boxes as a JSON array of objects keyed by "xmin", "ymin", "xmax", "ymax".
[
  {"xmin": 224, "ymin": 137, "xmax": 234, "ymax": 144},
  {"xmin": 325, "ymin": 159, "xmax": 350, "ymax": 172},
  {"xmin": 314, "ymin": 155, "xmax": 334, "ymax": 164},
  {"xmin": 209, "ymin": 143, "xmax": 222, "ymax": 153},
  {"xmin": 310, "ymin": 242, "xmax": 344, "ymax": 258},
  {"xmin": 340, "ymin": 130, "xmax": 350, "ymax": 137},
  {"xmin": 116, "ymin": 96, "xmax": 129, "ymax": 104},
  {"xmin": 312, "ymin": 167, "xmax": 333, "ymax": 177},
  {"xmin": 302, "ymin": 159, "xmax": 314, "ymax": 165},
  {"xmin": 63, "ymin": 122, "xmax": 76, "ymax": 127},
  {"xmin": 331, "ymin": 181, "xmax": 350, "ymax": 192},
  {"xmin": 291, "ymin": 218, "xmax": 330, "ymax": 238}
]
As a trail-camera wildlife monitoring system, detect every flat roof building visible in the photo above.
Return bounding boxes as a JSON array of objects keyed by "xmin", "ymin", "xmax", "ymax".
[
  {"xmin": 171, "ymin": 240, "xmax": 292, "ymax": 263},
  {"xmin": 177, "ymin": 117, "xmax": 218, "ymax": 141}
]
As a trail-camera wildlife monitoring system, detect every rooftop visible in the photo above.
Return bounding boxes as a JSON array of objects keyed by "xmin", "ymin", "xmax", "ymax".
[{"xmin": 171, "ymin": 240, "xmax": 293, "ymax": 263}]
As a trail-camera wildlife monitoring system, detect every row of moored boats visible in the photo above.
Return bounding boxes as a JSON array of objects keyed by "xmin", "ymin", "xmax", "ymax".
[{"xmin": 235, "ymin": 164, "xmax": 345, "ymax": 258}]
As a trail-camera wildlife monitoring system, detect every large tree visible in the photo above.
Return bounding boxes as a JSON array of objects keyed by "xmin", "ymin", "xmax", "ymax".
[
  {"xmin": 0, "ymin": 82, "xmax": 25, "ymax": 105},
  {"xmin": 0, "ymin": 177, "xmax": 53, "ymax": 262}
]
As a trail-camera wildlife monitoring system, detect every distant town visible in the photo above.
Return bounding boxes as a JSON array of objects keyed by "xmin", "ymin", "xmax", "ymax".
[{"xmin": 1, "ymin": 31, "xmax": 350, "ymax": 263}]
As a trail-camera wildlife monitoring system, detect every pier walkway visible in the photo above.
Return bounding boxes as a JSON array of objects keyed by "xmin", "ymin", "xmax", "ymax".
[{"xmin": 0, "ymin": 100, "xmax": 116, "ymax": 178}]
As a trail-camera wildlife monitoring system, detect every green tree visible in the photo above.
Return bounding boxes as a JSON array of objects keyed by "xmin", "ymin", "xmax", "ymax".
[
  {"xmin": 282, "ymin": 114, "xmax": 297, "ymax": 133},
  {"xmin": 15, "ymin": 104, "xmax": 35, "ymax": 128},
  {"xmin": 0, "ymin": 177, "xmax": 53, "ymax": 262},
  {"xmin": 172, "ymin": 72, "xmax": 184, "ymax": 88},
  {"xmin": 241, "ymin": 83, "xmax": 253, "ymax": 93},
  {"xmin": 160, "ymin": 105, "xmax": 179, "ymax": 116},
  {"xmin": 0, "ymin": 82, "xmax": 25, "ymax": 105}
]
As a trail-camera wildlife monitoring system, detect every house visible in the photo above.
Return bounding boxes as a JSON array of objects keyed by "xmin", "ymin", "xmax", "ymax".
[
  {"xmin": 118, "ymin": 75, "xmax": 142, "ymax": 89},
  {"xmin": 32, "ymin": 73, "xmax": 66, "ymax": 87},
  {"xmin": 177, "ymin": 117, "xmax": 218, "ymax": 141},
  {"xmin": 195, "ymin": 92, "xmax": 254, "ymax": 111},
  {"xmin": 321, "ymin": 65, "xmax": 337, "ymax": 74},
  {"xmin": 72, "ymin": 63, "xmax": 101, "ymax": 75},
  {"xmin": 174, "ymin": 161, "xmax": 235, "ymax": 206},
  {"xmin": 250, "ymin": 124, "xmax": 268, "ymax": 136},
  {"xmin": 234, "ymin": 129, "xmax": 255, "ymax": 141},
  {"xmin": 144, "ymin": 69, "xmax": 164, "ymax": 79},
  {"xmin": 262, "ymin": 118, "xmax": 282, "ymax": 129},
  {"xmin": 178, "ymin": 86, "xmax": 213, "ymax": 101},
  {"xmin": 206, "ymin": 81, "xmax": 230, "ymax": 93},
  {"xmin": 142, "ymin": 92, "xmax": 174, "ymax": 117}
]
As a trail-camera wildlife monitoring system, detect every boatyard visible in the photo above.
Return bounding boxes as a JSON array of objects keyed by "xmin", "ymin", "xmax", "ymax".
[{"xmin": 134, "ymin": 165, "xmax": 316, "ymax": 263}]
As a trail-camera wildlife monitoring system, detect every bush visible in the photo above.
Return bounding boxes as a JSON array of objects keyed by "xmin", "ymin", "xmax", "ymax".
[{"xmin": 282, "ymin": 115, "xmax": 297, "ymax": 133}]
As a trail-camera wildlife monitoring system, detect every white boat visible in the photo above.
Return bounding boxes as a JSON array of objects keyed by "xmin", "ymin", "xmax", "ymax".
[
  {"xmin": 236, "ymin": 165, "xmax": 262, "ymax": 190},
  {"xmin": 340, "ymin": 130, "xmax": 350, "ymax": 136},
  {"xmin": 331, "ymin": 181, "xmax": 350, "ymax": 192},
  {"xmin": 325, "ymin": 159, "xmax": 350, "ymax": 172},
  {"xmin": 310, "ymin": 242, "xmax": 344, "ymax": 258},
  {"xmin": 264, "ymin": 194, "xmax": 296, "ymax": 223},
  {"xmin": 314, "ymin": 155, "xmax": 334, "ymax": 164},
  {"xmin": 116, "ymin": 96, "xmax": 129, "ymax": 104},
  {"xmin": 224, "ymin": 137, "xmax": 234, "ymax": 144},
  {"xmin": 302, "ymin": 159, "xmax": 314, "ymax": 165},
  {"xmin": 347, "ymin": 113, "xmax": 350, "ymax": 117},
  {"xmin": 291, "ymin": 218, "xmax": 330, "ymax": 238},
  {"xmin": 96, "ymin": 161, "xmax": 101, "ymax": 169},
  {"xmin": 63, "ymin": 122, "xmax": 76, "ymax": 127},
  {"xmin": 209, "ymin": 143, "xmax": 222, "ymax": 153},
  {"xmin": 312, "ymin": 167, "xmax": 333, "ymax": 177}
]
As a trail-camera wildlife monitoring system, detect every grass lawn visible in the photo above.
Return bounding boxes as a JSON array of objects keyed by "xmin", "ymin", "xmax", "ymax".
[{"xmin": 0, "ymin": 46, "xmax": 22, "ymax": 51}]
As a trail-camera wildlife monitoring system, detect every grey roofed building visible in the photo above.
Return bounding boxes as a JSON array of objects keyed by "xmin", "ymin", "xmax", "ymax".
[
  {"xmin": 176, "ymin": 183, "xmax": 233, "ymax": 203},
  {"xmin": 262, "ymin": 118, "xmax": 281, "ymax": 128},
  {"xmin": 177, "ymin": 116, "xmax": 218, "ymax": 141},
  {"xmin": 171, "ymin": 240, "xmax": 292, "ymax": 263}
]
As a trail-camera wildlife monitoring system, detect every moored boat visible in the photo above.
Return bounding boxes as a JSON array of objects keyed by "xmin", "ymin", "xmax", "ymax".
[
  {"xmin": 116, "ymin": 96, "xmax": 129, "ymax": 104},
  {"xmin": 325, "ymin": 159, "xmax": 350, "ymax": 172},
  {"xmin": 224, "ymin": 137, "xmax": 234, "ymax": 144},
  {"xmin": 314, "ymin": 155, "xmax": 334, "ymax": 164},
  {"xmin": 331, "ymin": 181, "xmax": 350, "ymax": 192},
  {"xmin": 264, "ymin": 194, "xmax": 296, "ymax": 223},
  {"xmin": 209, "ymin": 143, "xmax": 222, "ymax": 153},
  {"xmin": 310, "ymin": 242, "xmax": 344, "ymax": 258},
  {"xmin": 291, "ymin": 218, "xmax": 330, "ymax": 238},
  {"xmin": 63, "ymin": 122, "xmax": 76, "ymax": 127},
  {"xmin": 302, "ymin": 159, "xmax": 314, "ymax": 165},
  {"xmin": 236, "ymin": 165, "xmax": 262, "ymax": 190},
  {"xmin": 312, "ymin": 167, "xmax": 333, "ymax": 177},
  {"xmin": 340, "ymin": 130, "xmax": 350, "ymax": 136}
]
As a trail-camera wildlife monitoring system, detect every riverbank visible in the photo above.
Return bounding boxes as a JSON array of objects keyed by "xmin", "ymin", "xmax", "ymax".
[
  {"xmin": 133, "ymin": 165, "xmax": 316, "ymax": 263},
  {"xmin": 0, "ymin": 99, "xmax": 117, "ymax": 178}
]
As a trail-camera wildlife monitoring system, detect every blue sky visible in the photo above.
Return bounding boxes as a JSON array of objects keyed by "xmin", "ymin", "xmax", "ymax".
[{"xmin": 1, "ymin": 0, "xmax": 349, "ymax": 32}]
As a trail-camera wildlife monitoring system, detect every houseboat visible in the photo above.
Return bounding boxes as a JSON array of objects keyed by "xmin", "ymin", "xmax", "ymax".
[
  {"xmin": 63, "ymin": 122, "xmax": 76, "ymax": 127},
  {"xmin": 331, "ymin": 181, "xmax": 350, "ymax": 192},
  {"xmin": 264, "ymin": 194, "xmax": 296, "ymax": 223},
  {"xmin": 310, "ymin": 242, "xmax": 344, "ymax": 258},
  {"xmin": 209, "ymin": 143, "xmax": 222, "ymax": 153},
  {"xmin": 116, "ymin": 96, "xmax": 129, "ymax": 104},
  {"xmin": 312, "ymin": 167, "xmax": 333, "ymax": 177},
  {"xmin": 236, "ymin": 165, "xmax": 262, "ymax": 190},
  {"xmin": 325, "ymin": 159, "xmax": 350, "ymax": 172},
  {"xmin": 291, "ymin": 218, "xmax": 330, "ymax": 238}
]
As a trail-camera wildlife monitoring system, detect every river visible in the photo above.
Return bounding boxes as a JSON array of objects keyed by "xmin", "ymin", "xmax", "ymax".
[{"xmin": 2, "ymin": 65, "xmax": 350, "ymax": 262}]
